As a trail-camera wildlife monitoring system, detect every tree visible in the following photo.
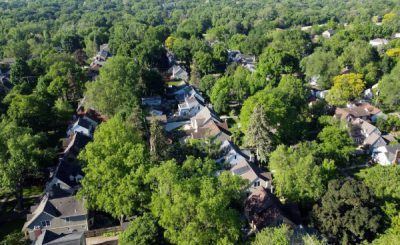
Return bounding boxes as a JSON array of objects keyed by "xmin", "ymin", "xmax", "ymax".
[
  {"xmin": 300, "ymin": 49, "xmax": 340, "ymax": 89},
  {"xmin": 269, "ymin": 29, "xmax": 312, "ymax": 60},
  {"xmin": 378, "ymin": 62, "xmax": 400, "ymax": 111},
  {"xmin": 52, "ymin": 98, "xmax": 74, "ymax": 127},
  {"xmin": 0, "ymin": 120, "xmax": 47, "ymax": 210},
  {"xmin": 199, "ymin": 74, "xmax": 218, "ymax": 97},
  {"xmin": 317, "ymin": 124, "xmax": 354, "ymax": 166},
  {"xmin": 252, "ymin": 225, "xmax": 292, "ymax": 245},
  {"xmin": 10, "ymin": 58, "xmax": 30, "ymax": 85},
  {"xmin": 84, "ymin": 56, "xmax": 144, "ymax": 117},
  {"xmin": 133, "ymin": 40, "xmax": 167, "ymax": 68},
  {"xmin": 357, "ymin": 165, "xmax": 400, "ymax": 200},
  {"xmin": 78, "ymin": 115, "xmax": 151, "ymax": 220},
  {"xmin": 246, "ymin": 105, "xmax": 275, "ymax": 162},
  {"xmin": 255, "ymin": 47, "xmax": 297, "ymax": 86},
  {"xmin": 44, "ymin": 61, "xmax": 86, "ymax": 101},
  {"xmin": 269, "ymin": 142, "xmax": 333, "ymax": 206},
  {"xmin": 312, "ymin": 179, "xmax": 382, "ymax": 244},
  {"xmin": 165, "ymin": 36, "xmax": 176, "ymax": 50},
  {"xmin": 325, "ymin": 73, "xmax": 366, "ymax": 106},
  {"xmin": 193, "ymin": 51, "xmax": 215, "ymax": 75},
  {"xmin": 210, "ymin": 77, "xmax": 231, "ymax": 113},
  {"xmin": 7, "ymin": 93, "xmax": 51, "ymax": 131},
  {"xmin": 119, "ymin": 213, "xmax": 162, "ymax": 245},
  {"xmin": 338, "ymin": 40, "xmax": 378, "ymax": 85},
  {"xmin": 0, "ymin": 231, "xmax": 27, "ymax": 245},
  {"xmin": 147, "ymin": 158, "xmax": 246, "ymax": 244},
  {"xmin": 149, "ymin": 118, "xmax": 169, "ymax": 162},
  {"xmin": 61, "ymin": 34, "xmax": 84, "ymax": 53}
]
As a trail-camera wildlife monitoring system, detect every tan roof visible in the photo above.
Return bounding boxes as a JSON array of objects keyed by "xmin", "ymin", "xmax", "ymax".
[
  {"xmin": 191, "ymin": 120, "xmax": 230, "ymax": 140},
  {"xmin": 230, "ymin": 159, "xmax": 258, "ymax": 183}
]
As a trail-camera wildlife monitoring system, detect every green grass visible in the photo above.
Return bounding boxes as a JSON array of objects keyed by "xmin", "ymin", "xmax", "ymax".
[
  {"xmin": 23, "ymin": 186, "xmax": 43, "ymax": 197},
  {"xmin": 167, "ymin": 80, "xmax": 184, "ymax": 86},
  {"xmin": 0, "ymin": 219, "xmax": 25, "ymax": 240}
]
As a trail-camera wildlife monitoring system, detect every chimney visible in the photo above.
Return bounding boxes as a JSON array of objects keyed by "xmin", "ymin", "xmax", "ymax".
[
  {"xmin": 34, "ymin": 228, "xmax": 42, "ymax": 239},
  {"xmin": 393, "ymin": 150, "xmax": 400, "ymax": 165}
]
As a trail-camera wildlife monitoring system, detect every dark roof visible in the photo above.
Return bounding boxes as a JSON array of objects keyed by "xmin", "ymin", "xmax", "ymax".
[
  {"xmin": 244, "ymin": 187, "xmax": 301, "ymax": 230},
  {"xmin": 54, "ymin": 158, "xmax": 83, "ymax": 189},
  {"xmin": 76, "ymin": 117, "xmax": 94, "ymax": 130},
  {"xmin": 35, "ymin": 230, "xmax": 84, "ymax": 245},
  {"xmin": 64, "ymin": 132, "xmax": 91, "ymax": 158},
  {"xmin": 35, "ymin": 230, "xmax": 60, "ymax": 245}
]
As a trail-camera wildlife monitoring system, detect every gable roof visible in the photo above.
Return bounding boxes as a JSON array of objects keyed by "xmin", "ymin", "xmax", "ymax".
[
  {"xmin": 230, "ymin": 159, "xmax": 258, "ymax": 183},
  {"xmin": 64, "ymin": 132, "xmax": 91, "ymax": 158},
  {"xmin": 375, "ymin": 144, "xmax": 400, "ymax": 163},
  {"xmin": 24, "ymin": 195, "xmax": 87, "ymax": 231},
  {"xmin": 53, "ymin": 158, "xmax": 83, "ymax": 190},
  {"xmin": 244, "ymin": 187, "xmax": 300, "ymax": 230},
  {"xmin": 191, "ymin": 119, "xmax": 230, "ymax": 140},
  {"xmin": 35, "ymin": 230, "xmax": 84, "ymax": 245}
]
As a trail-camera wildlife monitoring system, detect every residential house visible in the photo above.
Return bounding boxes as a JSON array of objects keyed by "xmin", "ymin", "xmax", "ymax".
[
  {"xmin": 373, "ymin": 144, "xmax": 400, "ymax": 165},
  {"xmin": 369, "ymin": 38, "xmax": 389, "ymax": 47},
  {"xmin": 351, "ymin": 118, "xmax": 386, "ymax": 151},
  {"xmin": 169, "ymin": 65, "xmax": 188, "ymax": 81},
  {"xmin": 169, "ymin": 84, "xmax": 205, "ymax": 103},
  {"xmin": 45, "ymin": 158, "xmax": 83, "ymax": 198},
  {"xmin": 178, "ymin": 94, "xmax": 204, "ymax": 117},
  {"xmin": 244, "ymin": 187, "xmax": 301, "ymax": 232},
  {"xmin": 67, "ymin": 116, "xmax": 98, "ymax": 138},
  {"xmin": 335, "ymin": 103, "xmax": 383, "ymax": 123},
  {"xmin": 227, "ymin": 50, "xmax": 257, "ymax": 72},
  {"xmin": 35, "ymin": 230, "xmax": 86, "ymax": 245},
  {"xmin": 141, "ymin": 96, "xmax": 162, "ymax": 107},
  {"xmin": 190, "ymin": 119, "xmax": 231, "ymax": 142},
  {"xmin": 63, "ymin": 132, "xmax": 91, "ymax": 159},
  {"xmin": 230, "ymin": 159, "xmax": 272, "ymax": 191},
  {"xmin": 190, "ymin": 106, "xmax": 221, "ymax": 130},
  {"xmin": 218, "ymin": 140, "xmax": 253, "ymax": 167},
  {"xmin": 23, "ymin": 195, "xmax": 88, "ymax": 241},
  {"xmin": 322, "ymin": 29, "xmax": 335, "ymax": 38}
]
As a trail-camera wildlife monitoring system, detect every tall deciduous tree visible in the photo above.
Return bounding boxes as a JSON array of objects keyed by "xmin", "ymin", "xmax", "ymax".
[
  {"xmin": 10, "ymin": 58, "xmax": 30, "ymax": 85},
  {"xmin": 0, "ymin": 120, "xmax": 47, "ymax": 210},
  {"xmin": 119, "ymin": 213, "xmax": 162, "ymax": 245},
  {"xmin": 325, "ymin": 73, "xmax": 366, "ymax": 106},
  {"xmin": 146, "ymin": 158, "xmax": 246, "ymax": 244},
  {"xmin": 269, "ymin": 142, "xmax": 334, "ymax": 206},
  {"xmin": 312, "ymin": 179, "xmax": 382, "ymax": 244},
  {"xmin": 149, "ymin": 118, "xmax": 169, "ymax": 162},
  {"xmin": 84, "ymin": 56, "xmax": 144, "ymax": 117},
  {"xmin": 78, "ymin": 115, "xmax": 151, "ymax": 220}
]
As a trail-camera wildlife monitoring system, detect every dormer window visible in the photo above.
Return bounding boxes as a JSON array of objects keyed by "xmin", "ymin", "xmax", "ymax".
[{"xmin": 41, "ymin": 220, "xmax": 50, "ymax": 227}]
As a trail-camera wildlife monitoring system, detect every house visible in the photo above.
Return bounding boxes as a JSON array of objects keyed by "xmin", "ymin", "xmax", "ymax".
[
  {"xmin": 190, "ymin": 106, "xmax": 221, "ymax": 130},
  {"xmin": 45, "ymin": 158, "xmax": 84, "ymax": 198},
  {"xmin": 63, "ymin": 132, "xmax": 91, "ymax": 159},
  {"xmin": 369, "ymin": 38, "xmax": 389, "ymax": 47},
  {"xmin": 141, "ymin": 96, "xmax": 162, "ymax": 107},
  {"xmin": 373, "ymin": 144, "xmax": 400, "ymax": 165},
  {"xmin": 67, "ymin": 116, "xmax": 98, "ymax": 138},
  {"xmin": 169, "ymin": 65, "xmax": 188, "ymax": 81},
  {"xmin": 35, "ymin": 230, "xmax": 86, "ymax": 245},
  {"xmin": 190, "ymin": 119, "xmax": 231, "ymax": 142},
  {"xmin": 335, "ymin": 103, "xmax": 383, "ymax": 123},
  {"xmin": 23, "ymin": 195, "xmax": 88, "ymax": 241},
  {"xmin": 227, "ymin": 50, "xmax": 257, "ymax": 72},
  {"xmin": 244, "ymin": 187, "xmax": 301, "ymax": 232},
  {"xmin": 169, "ymin": 84, "xmax": 205, "ymax": 103},
  {"xmin": 218, "ymin": 140, "xmax": 253, "ymax": 167},
  {"xmin": 322, "ymin": 29, "xmax": 335, "ymax": 38},
  {"xmin": 230, "ymin": 159, "xmax": 272, "ymax": 191},
  {"xmin": 351, "ymin": 119, "xmax": 386, "ymax": 151},
  {"xmin": 178, "ymin": 94, "xmax": 204, "ymax": 117}
]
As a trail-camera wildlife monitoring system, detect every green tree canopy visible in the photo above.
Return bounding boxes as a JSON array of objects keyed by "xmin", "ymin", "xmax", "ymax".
[
  {"xmin": 146, "ymin": 158, "xmax": 246, "ymax": 244},
  {"xmin": 269, "ymin": 142, "xmax": 334, "ymax": 206},
  {"xmin": 119, "ymin": 213, "xmax": 162, "ymax": 245},
  {"xmin": 78, "ymin": 115, "xmax": 151, "ymax": 219},
  {"xmin": 300, "ymin": 48, "xmax": 340, "ymax": 89},
  {"xmin": 312, "ymin": 179, "xmax": 382, "ymax": 244},
  {"xmin": 325, "ymin": 73, "xmax": 366, "ymax": 106},
  {"xmin": 84, "ymin": 56, "xmax": 144, "ymax": 117}
]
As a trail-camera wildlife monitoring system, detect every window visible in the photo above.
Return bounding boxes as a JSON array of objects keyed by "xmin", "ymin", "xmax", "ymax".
[
  {"xmin": 34, "ymin": 226, "xmax": 41, "ymax": 230},
  {"xmin": 41, "ymin": 220, "xmax": 50, "ymax": 227},
  {"xmin": 254, "ymin": 181, "xmax": 260, "ymax": 187},
  {"xmin": 66, "ymin": 217, "xmax": 71, "ymax": 223}
]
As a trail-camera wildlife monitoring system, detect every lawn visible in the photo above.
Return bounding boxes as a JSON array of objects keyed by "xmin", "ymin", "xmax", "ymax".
[
  {"xmin": 0, "ymin": 219, "xmax": 25, "ymax": 240},
  {"xmin": 167, "ymin": 80, "xmax": 185, "ymax": 86}
]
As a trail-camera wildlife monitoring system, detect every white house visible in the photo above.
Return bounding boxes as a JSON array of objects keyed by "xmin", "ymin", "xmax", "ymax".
[
  {"xmin": 322, "ymin": 29, "xmax": 335, "ymax": 38},
  {"xmin": 218, "ymin": 140, "xmax": 251, "ymax": 167},
  {"xmin": 169, "ymin": 65, "xmax": 188, "ymax": 81},
  {"xmin": 67, "ymin": 116, "xmax": 97, "ymax": 138},
  {"xmin": 373, "ymin": 144, "xmax": 400, "ymax": 165},
  {"xmin": 178, "ymin": 94, "xmax": 204, "ymax": 117},
  {"xmin": 369, "ymin": 38, "xmax": 389, "ymax": 47},
  {"xmin": 190, "ymin": 106, "xmax": 220, "ymax": 130}
]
